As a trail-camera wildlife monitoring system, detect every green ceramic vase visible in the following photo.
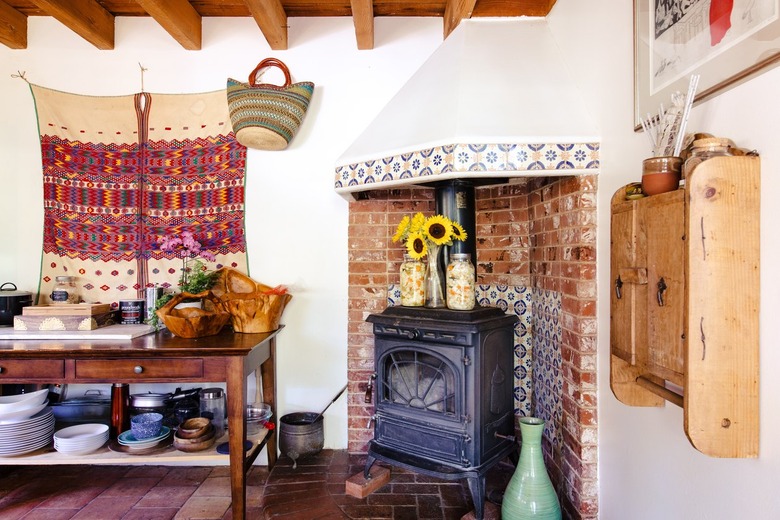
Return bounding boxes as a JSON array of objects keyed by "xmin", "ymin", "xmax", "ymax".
[{"xmin": 501, "ymin": 417, "xmax": 562, "ymax": 520}]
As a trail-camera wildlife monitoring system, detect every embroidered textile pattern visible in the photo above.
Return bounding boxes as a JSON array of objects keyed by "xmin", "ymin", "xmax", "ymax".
[{"xmin": 31, "ymin": 86, "xmax": 248, "ymax": 306}]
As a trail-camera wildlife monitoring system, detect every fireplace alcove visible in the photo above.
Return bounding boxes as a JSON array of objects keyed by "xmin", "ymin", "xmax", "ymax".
[{"xmin": 345, "ymin": 175, "xmax": 599, "ymax": 519}]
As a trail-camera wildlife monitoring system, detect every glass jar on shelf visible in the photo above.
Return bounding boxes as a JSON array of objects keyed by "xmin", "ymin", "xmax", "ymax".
[
  {"xmin": 683, "ymin": 137, "xmax": 733, "ymax": 182},
  {"xmin": 446, "ymin": 253, "xmax": 476, "ymax": 310},
  {"xmin": 50, "ymin": 275, "xmax": 79, "ymax": 304},
  {"xmin": 199, "ymin": 387, "xmax": 225, "ymax": 438},
  {"xmin": 399, "ymin": 254, "xmax": 425, "ymax": 307}
]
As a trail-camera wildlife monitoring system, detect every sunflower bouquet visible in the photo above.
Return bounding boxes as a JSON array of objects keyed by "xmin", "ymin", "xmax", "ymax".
[
  {"xmin": 392, "ymin": 212, "xmax": 467, "ymax": 259},
  {"xmin": 392, "ymin": 212, "xmax": 467, "ymax": 308}
]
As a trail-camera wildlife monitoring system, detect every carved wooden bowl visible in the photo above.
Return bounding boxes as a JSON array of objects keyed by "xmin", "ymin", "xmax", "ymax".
[
  {"xmin": 155, "ymin": 291, "xmax": 231, "ymax": 339},
  {"xmin": 210, "ymin": 268, "xmax": 292, "ymax": 333}
]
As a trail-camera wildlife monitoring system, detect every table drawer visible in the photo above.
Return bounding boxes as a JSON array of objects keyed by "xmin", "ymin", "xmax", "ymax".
[
  {"xmin": 75, "ymin": 359, "xmax": 204, "ymax": 380},
  {"xmin": 0, "ymin": 359, "xmax": 64, "ymax": 379}
]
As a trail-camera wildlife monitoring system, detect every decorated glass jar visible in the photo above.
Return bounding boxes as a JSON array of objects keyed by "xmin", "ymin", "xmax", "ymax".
[
  {"xmin": 51, "ymin": 276, "xmax": 79, "ymax": 304},
  {"xmin": 446, "ymin": 253, "xmax": 475, "ymax": 310},
  {"xmin": 400, "ymin": 254, "xmax": 425, "ymax": 307}
]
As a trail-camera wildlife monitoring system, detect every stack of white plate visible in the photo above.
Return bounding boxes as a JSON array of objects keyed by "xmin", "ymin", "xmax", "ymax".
[
  {"xmin": 0, "ymin": 388, "xmax": 50, "ymax": 423},
  {"xmin": 0, "ymin": 407, "xmax": 56, "ymax": 456},
  {"xmin": 117, "ymin": 426, "xmax": 171, "ymax": 451},
  {"xmin": 54, "ymin": 423, "xmax": 109, "ymax": 455}
]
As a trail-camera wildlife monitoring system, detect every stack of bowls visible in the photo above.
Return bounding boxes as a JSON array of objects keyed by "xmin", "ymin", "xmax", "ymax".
[
  {"xmin": 174, "ymin": 417, "xmax": 216, "ymax": 452},
  {"xmin": 54, "ymin": 423, "xmax": 109, "ymax": 455},
  {"xmin": 0, "ymin": 388, "xmax": 50, "ymax": 422}
]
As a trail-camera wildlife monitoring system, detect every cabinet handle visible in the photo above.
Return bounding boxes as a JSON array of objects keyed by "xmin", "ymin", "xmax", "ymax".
[
  {"xmin": 134, "ymin": 365, "xmax": 144, "ymax": 374},
  {"xmin": 657, "ymin": 277, "xmax": 667, "ymax": 306},
  {"xmin": 615, "ymin": 276, "xmax": 623, "ymax": 300},
  {"xmin": 0, "ymin": 366, "xmax": 4, "ymax": 374}
]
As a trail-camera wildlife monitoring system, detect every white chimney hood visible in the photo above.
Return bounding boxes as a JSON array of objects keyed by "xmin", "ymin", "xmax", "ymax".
[{"xmin": 334, "ymin": 18, "xmax": 600, "ymax": 198}]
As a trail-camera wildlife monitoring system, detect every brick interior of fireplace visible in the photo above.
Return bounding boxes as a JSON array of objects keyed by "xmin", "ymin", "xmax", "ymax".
[{"xmin": 347, "ymin": 176, "xmax": 598, "ymax": 519}]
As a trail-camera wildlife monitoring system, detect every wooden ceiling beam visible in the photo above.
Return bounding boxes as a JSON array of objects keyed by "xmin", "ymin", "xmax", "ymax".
[
  {"xmin": 134, "ymin": 0, "xmax": 202, "ymax": 50},
  {"xmin": 28, "ymin": 0, "xmax": 114, "ymax": 49},
  {"xmin": 350, "ymin": 0, "xmax": 374, "ymax": 50},
  {"xmin": 443, "ymin": 0, "xmax": 477, "ymax": 38},
  {"xmin": 242, "ymin": 0, "xmax": 287, "ymax": 50},
  {"xmin": 0, "ymin": 0, "xmax": 26, "ymax": 49}
]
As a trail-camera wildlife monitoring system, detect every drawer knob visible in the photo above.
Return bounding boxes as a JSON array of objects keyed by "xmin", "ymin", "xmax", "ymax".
[
  {"xmin": 134, "ymin": 365, "xmax": 144, "ymax": 374},
  {"xmin": 0, "ymin": 366, "xmax": 4, "ymax": 374}
]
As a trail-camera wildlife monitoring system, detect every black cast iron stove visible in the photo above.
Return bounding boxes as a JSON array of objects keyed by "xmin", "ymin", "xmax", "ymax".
[{"xmin": 364, "ymin": 305, "xmax": 518, "ymax": 520}]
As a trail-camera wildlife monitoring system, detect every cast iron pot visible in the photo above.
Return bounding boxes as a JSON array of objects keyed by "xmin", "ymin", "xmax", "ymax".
[
  {"xmin": 0, "ymin": 282, "xmax": 33, "ymax": 326},
  {"xmin": 279, "ymin": 412, "xmax": 324, "ymax": 470}
]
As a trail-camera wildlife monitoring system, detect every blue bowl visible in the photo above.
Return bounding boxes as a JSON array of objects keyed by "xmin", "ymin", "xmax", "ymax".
[{"xmin": 131, "ymin": 412, "xmax": 164, "ymax": 440}]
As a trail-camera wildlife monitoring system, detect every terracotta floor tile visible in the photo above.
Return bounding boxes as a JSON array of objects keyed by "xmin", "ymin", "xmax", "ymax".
[
  {"xmin": 135, "ymin": 485, "xmax": 198, "ymax": 508},
  {"xmin": 158, "ymin": 468, "xmax": 213, "ymax": 488},
  {"xmin": 174, "ymin": 495, "xmax": 231, "ymax": 520},
  {"xmin": 70, "ymin": 496, "xmax": 139, "ymax": 519},
  {"xmin": 122, "ymin": 508, "xmax": 179, "ymax": 520},
  {"xmin": 16, "ymin": 509, "xmax": 80, "ymax": 520},
  {"xmin": 192, "ymin": 476, "xmax": 231, "ymax": 497},
  {"xmin": 101, "ymin": 477, "xmax": 161, "ymax": 498}
]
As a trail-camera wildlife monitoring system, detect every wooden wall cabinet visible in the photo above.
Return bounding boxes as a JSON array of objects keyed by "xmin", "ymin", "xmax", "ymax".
[{"xmin": 610, "ymin": 155, "xmax": 760, "ymax": 458}]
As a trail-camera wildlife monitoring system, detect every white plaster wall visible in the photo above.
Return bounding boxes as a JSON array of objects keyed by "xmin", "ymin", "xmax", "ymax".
[
  {"xmin": 0, "ymin": 16, "xmax": 442, "ymax": 451},
  {"xmin": 550, "ymin": 0, "xmax": 780, "ymax": 518}
]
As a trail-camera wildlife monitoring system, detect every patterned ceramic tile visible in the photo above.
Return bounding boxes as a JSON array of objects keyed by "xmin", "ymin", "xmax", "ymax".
[
  {"xmin": 335, "ymin": 142, "xmax": 600, "ymax": 194},
  {"xmin": 531, "ymin": 287, "xmax": 563, "ymax": 447}
]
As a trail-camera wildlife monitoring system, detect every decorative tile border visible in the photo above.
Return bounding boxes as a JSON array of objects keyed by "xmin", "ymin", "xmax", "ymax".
[{"xmin": 335, "ymin": 142, "xmax": 600, "ymax": 194}]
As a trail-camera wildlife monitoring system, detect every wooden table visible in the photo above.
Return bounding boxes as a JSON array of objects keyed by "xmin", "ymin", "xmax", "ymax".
[{"xmin": 0, "ymin": 326, "xmax": 281, "ymax": 520}]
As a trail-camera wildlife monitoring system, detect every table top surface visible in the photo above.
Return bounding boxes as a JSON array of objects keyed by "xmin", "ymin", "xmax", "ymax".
[{"xmin": 0, "ymin": 326, "xmax": 282, "ymax": 359}]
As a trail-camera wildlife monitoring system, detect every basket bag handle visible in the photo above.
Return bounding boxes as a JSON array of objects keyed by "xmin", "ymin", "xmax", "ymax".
[{"xmin": 248, "ymin": 58, "xmax": 292, "ymax": 88}]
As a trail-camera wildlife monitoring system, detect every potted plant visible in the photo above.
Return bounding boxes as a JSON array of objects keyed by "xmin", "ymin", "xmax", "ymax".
[{"xmin": 147, "ymin": 232, "xmax": 219, "ymax": 329}]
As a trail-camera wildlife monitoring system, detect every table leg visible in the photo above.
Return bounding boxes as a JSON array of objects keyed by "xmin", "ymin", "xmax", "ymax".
[
  {"xmin": 226, "ymin": 356, "xmax": 246, "ymax": 520},
  {"xmin": 260, "ymin": 336, "xmax": 277, "ymax": 469}
]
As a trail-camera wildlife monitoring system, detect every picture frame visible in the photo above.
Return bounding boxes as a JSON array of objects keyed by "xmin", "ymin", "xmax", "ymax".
[{"xmin": 634, "ymin": 0, "xmax": 780, "ymax": 130}]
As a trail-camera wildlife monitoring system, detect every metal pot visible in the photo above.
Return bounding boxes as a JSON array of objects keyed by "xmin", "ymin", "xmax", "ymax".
[
  {"xmin": 50, "ymin": 389, "xmax": 111, "ymax": 424},
  {"xmin": 279, "ymin": 412, "xmax": 324, "ymax": 469},
  {"xmin": 0, "ymin": 282, "xmax": 33, "ymax": 326}
]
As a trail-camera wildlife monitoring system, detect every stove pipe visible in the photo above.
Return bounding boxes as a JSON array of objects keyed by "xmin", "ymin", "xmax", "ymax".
[{"xmin": 434, "ymin": 180, "xmax": 476, "ymax": 267}]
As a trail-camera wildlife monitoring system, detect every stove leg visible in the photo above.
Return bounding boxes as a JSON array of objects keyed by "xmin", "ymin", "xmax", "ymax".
[
  {"xmin": 466, "ymin": 475, "xmax": 486, "ymax": 520},
  {"xmin": 363, "ymin": 453, "xmax": 377, "ymax": 479}
]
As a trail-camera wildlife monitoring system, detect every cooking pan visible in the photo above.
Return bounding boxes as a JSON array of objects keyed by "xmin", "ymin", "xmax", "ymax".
[{"xmin": 0, "ymin": 282, "xmax": 33, "ymax": 326}]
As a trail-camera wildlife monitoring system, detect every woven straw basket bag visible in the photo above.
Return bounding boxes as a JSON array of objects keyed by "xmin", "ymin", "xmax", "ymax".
[{"xmin": 226, "ymin": 58, "xmax": 314, "ymax": 151}]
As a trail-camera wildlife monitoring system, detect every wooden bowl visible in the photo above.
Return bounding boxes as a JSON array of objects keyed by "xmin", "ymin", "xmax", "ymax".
[
  {"xmin": 210, "ymin": 268, "xmax": 292, "ymax": 333},
  {"xmin": 173, "ymin": 433, "xmax": 216, "ymax": 452},
  {"xmin": 175, "ymin": 423, "xmax": 215, "ymax": 444},
  {"xmin": 177, "ymin": 417, "xmax": 211, "ymax": 439},
  {"xmin": 155, "ymin": 291, "xmax": 231, "ymax": 339}
]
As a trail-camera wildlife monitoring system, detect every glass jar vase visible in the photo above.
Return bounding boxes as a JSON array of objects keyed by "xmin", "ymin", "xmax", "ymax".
[
  {"xmin": 446, "ymin": 253, "xmax": 475, "ymax": 310},
  {"xmin": 424, "ymin": 243, "xmax": 446, "ymax": 308},
  {"xmin": 400, "ymin": 254, "xmax": 425, "ymax": 307},
  {"xmin": 51, "ymin": 276, "xmax": 79, "ymax": 304}
]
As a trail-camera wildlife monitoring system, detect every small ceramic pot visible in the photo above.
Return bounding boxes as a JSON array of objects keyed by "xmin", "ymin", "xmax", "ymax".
[{"xmin": 641, "ymin": 156, "xmax": 682, "ymax": 196}]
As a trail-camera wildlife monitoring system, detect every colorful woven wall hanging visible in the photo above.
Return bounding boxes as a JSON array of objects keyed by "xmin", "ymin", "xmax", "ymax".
[{"xmin": 29, "ymin": 85, "xmax": 248, "ymax": 306}]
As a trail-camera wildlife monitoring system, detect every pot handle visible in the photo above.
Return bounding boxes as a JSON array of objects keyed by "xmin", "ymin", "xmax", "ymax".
[{"xmin": 0, "ymin": 282, "xmax": 17, "ymax": 292}]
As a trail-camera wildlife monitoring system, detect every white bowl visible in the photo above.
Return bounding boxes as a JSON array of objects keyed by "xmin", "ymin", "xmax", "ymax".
[
  {"xmin": 54, "ymin": 423, "xmax": 109, "ymax": 445},
  {"xmin": 0, "ymin": 389, "xmax": 49, "ymax": 412}
]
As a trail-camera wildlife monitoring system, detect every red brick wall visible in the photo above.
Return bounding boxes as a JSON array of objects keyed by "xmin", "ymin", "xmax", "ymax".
[{"xmin": 346, "ymin": 177, "xmax": 597, "ymax": 518}]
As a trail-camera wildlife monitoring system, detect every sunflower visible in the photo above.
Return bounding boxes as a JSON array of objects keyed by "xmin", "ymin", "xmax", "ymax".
[
  {"xmin": 392, "ymin": 215, "xmax": 410, "ymax": 243},
  {"xmin": 410, "ymin": 212, "xmax": 426, "ymax": 234},
  {"xmin": 450, "ymin": 221, "xmax": 468, "ymax": 242},
  {"xmin": 424, "ymin": 215, "xmax": 453, "ymax": 245},
  {"xmin": 406, "ymin": 231, "xmax": 428, "ymax": 259}
]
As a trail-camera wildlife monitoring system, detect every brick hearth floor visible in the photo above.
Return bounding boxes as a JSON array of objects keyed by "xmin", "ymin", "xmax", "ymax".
[{"xmin": 0, "ymin": 450, "xmax": 514, "ymax": 519}]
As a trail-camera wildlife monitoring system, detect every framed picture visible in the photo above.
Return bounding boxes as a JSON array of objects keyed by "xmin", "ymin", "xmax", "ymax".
[{"xmin": 634, "ymin": 0, "xmax": 780, "ymax": 129}]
